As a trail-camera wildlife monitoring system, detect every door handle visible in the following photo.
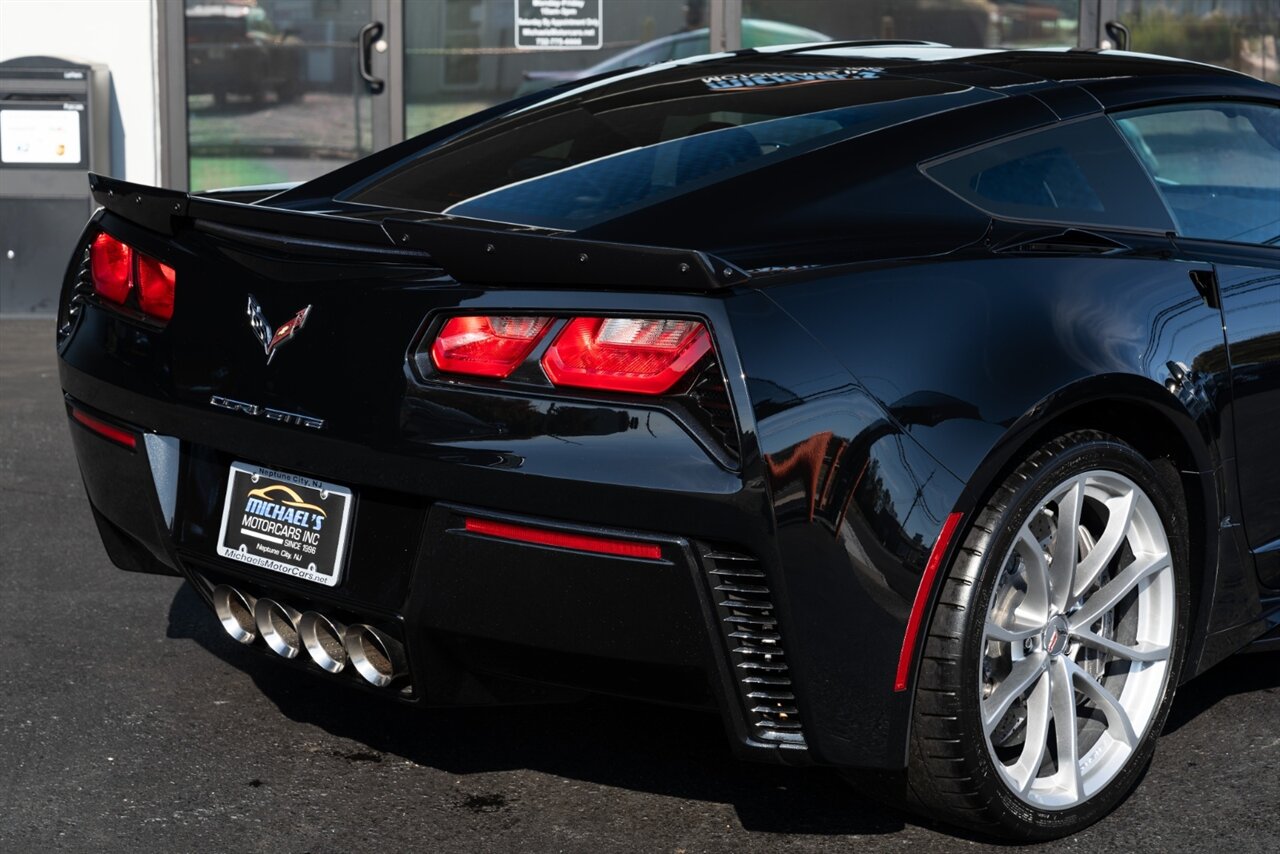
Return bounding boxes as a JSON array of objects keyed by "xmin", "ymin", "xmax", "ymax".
[
  {"xmin": 358, "ymin": 21, "xmax": 385, "ymax": 95},
  {"xmin": 1189, "ymin": 268, "xmax": 1220, "ymax": 310},
  {"xmin": 1104, "ymin": 20, "xmax": 1131, "ymax": 51}
]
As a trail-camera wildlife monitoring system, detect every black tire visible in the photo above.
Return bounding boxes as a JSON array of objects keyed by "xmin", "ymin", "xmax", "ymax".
[{"xmin": 907, "ymin": 430, "xmax": 1190, "ymax": 840}]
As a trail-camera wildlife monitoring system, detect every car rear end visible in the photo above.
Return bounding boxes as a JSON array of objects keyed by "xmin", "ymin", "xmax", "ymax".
[
  {"xmin": 58, "ymin": 52, "xmax": 1024, "ymax": 773},
  {"xmin": 56, "ymin": 176, "xmax": 814, "ymax": 763}
]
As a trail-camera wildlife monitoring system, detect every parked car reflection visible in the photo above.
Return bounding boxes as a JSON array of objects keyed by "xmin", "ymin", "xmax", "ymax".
[
  {"xmin": 517, "ymin": 19, "xmax": 830, "ymax": 95},
  {"xmin": 186, "ymin": 3, "xmax": 304, "ymax": 107}
]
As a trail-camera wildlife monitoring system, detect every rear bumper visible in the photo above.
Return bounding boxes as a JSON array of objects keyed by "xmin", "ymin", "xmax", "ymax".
[{"xmin": 62, "ymin": 377, "xmax": 811, "ymax": 766}]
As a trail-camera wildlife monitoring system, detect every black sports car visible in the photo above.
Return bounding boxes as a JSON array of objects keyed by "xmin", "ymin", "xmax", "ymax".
[{"xmin": 57, "ymin": 43, "xmax": 1280, "ymax": 839}]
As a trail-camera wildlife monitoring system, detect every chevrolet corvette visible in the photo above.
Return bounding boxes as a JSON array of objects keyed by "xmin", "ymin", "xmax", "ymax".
[{"xmin": 57, "ymin": 43, "xmax": 1280, "ymax": 839}]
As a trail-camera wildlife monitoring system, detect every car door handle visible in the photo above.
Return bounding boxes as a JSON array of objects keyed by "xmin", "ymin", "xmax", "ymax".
[
  {"xmin": 358, "ymin": 21, "xmax": 386, "ymax": 95},
  {"xmin": 1189, "ymin": 269, "xmax": 1220, "ymax": 310},
  {"xmin": 1105, "ymin": 20, "xmax": 1131, "ymax": 51}
]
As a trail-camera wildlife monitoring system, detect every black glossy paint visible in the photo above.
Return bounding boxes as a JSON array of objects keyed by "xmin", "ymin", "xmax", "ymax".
[
  {"xmin": 1174, "ymin": 239, "xmax": 1280, "ymax": 590},
  {"xmin": 725, "ymin": 292, "xmax": 962, "ymax": 765},
  {"xmin": 59, "ymin": 47, "xmax": 1280, "ymax": 774}
]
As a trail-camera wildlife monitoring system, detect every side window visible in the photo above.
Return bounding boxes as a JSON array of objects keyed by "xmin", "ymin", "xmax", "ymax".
[
  {"xmin": 1114, "ymin": 102, "xmax": 1280, "ymax": 245},
  {"xmin": 923, "ymin": 117, "xmax": 1174, "ymax": 231}
]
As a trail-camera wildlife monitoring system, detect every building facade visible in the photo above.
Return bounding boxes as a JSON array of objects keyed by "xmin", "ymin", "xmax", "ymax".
[{"xmin": 0, "ymin": 0, "xmax": 1275, "ymax": 193}]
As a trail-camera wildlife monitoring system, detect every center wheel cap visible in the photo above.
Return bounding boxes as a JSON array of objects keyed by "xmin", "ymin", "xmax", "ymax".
[{"xmin": 1044, "ymin": 614, "xmax": 1071, "ymax": 656}]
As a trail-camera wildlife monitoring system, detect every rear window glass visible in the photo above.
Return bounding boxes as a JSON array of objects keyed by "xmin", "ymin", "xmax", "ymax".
[
  {"xmin": 1114, "ymin": 102, "xmax": 1280, "ymax": 245},
  {"xmin": 923, "ymin": 117, "xmax": 1174, "ymax": 232},
  {"xmin": 341, "ymin": 66, "xmax": 997, "ymax": 230}
]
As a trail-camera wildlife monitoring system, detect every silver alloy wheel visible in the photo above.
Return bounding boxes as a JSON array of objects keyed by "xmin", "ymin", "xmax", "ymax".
[{"xmin": 980, "ymin": 470, "xmax": 1176, "ymax": 810}]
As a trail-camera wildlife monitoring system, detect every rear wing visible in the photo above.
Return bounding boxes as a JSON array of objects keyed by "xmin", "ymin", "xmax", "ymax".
[{"xmin": 88, "ymin": 173, "xmax": 746, "ymax": 290}]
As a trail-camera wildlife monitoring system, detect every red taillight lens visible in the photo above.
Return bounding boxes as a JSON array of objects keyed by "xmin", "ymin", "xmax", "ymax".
[
  {"xmin": 541, "ymin": 317, "xmax": 712, "ymax": 394},
  {"xmin": 136, "ymin": 254, "xmax": 177, "ymax": 322},
  {"xmin": 431, "ymin": 315, "xmax": 553, "ymax": 378},
  {"xmin": 89, "ymin": 232, "xmax": 133, "ymax": 304},
  {"xmin": 88, "ymin": 232, "xmax": 176, "ymax": 323}
]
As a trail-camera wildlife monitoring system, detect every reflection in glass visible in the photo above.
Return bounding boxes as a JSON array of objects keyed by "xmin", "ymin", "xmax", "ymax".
[
  {"xmin": 353, "ymin": 67, "xmax": 992, "ymax": 227},
  {"xmin": 404, "ymin": 0, "xmax": 693, "ymax": 139},
  {"xmin": 184, "ymin": 0, "xmax": 375, "ymax": 192},
  {"xmin": 1115, "ymin": 102, "xmax": 1280, "ymax": 244},
  {"xmin": 443, "ymin": 87, "xmax": 991, "ymax": 228},
  {"xmin": 1119, "ymin": 1, "xmax": 1280, "ymax": 83},
  {"xmin": 743, "ymin": 1, "xmax": 1078, "ymax": 48}
]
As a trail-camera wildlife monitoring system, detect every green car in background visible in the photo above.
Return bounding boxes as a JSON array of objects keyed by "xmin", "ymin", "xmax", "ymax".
[{"xmin": 517, "ymin": 19, "xmax": 831, "ymax": 95}]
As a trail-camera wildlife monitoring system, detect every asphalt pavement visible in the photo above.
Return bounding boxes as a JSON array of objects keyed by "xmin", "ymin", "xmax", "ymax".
[{"xmin": 1, "ymin": 317, "xmax": 1277, "ymax": 853}]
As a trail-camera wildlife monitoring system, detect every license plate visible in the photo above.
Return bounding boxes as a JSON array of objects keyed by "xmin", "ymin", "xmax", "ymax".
[{"xmin": 216, "ymin": 462, "xmax": 353, "ymax": 587}]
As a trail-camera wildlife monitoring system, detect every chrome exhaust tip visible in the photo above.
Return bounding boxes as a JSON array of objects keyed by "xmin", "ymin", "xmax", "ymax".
[
  {"xmin": 299, "ymin": 611, "xmax": 347, "ymax": 673},
  {"xmin": 212, "ymin": 585, "xmax": 257, "ymax": 645},
  {"xmin": 345, "ymin": 624, "xmax": 408, "ymax": 688},
  {"xmin": 254, "ymin": 598, "xmax": 303, "ymax": 659}
]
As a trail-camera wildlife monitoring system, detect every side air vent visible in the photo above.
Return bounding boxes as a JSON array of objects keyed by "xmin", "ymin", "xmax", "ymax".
[
  {"xmin": 688, "ymin": 360, "xmax": 741, "ymax": 460},
  {"xmin": 701, "ymin": 546, "xmax": 805, "ymax": 746},
  {"xmin": 57, "ymin": 245, "xmax": 94, "ymax": 345}
]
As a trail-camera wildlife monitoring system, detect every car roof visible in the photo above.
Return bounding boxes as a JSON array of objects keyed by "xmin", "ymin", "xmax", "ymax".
[
  {"xmin": 524, "ymin": 42, "xmax": 1272, "ymax": 120},
  {"xmin": 298, "ymin": 39, "xmax": 1276, "ymax": 254}
]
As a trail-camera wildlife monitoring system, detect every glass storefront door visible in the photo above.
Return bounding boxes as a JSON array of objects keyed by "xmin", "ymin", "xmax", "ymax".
[
  {"xmin": 402, "ymin": 0, "xmax": 692, "ymax": 139},
  {"xmin": 739, "ymin": 1, "xmax": 1079, "ymax": 49},
  {"xmin": 395, "ymin": 1, "xmax": 1091, "ymax": 146},
  {"xmin": 183, "ymin": 0, "xmax": 394, "ymax": 191},
  {"xmin": 1115, "ymin": 1, "xmax": 1279, "ymax": 84},
  {"xmin": 168, "ymin": 2, "xmax": 1275, "ymax": 193}
]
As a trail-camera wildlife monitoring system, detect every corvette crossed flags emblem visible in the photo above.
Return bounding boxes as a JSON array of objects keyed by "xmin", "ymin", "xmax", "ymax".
[{"xmin": 246, "ymin": 294, "xmax": 311, "ymax": 364}]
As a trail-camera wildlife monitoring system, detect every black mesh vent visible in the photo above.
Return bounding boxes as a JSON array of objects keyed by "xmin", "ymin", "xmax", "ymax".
[
  {"xmin": 688, "ymin": 360, "xmax": 741, "ymax": 460},
  {"xmin": 701, "ymin": 546, "xmax": 805, "ymax": 746}
]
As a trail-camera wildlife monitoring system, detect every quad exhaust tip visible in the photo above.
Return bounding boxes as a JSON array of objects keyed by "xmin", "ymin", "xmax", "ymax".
[
  {"xmin": 346, "ymin": 624, "xmax": 408, "ymax": 689},
  {"xmin": 212, "ymin": 585, "xmax": 257, "ymax": 645},
  {"xmin": 299, "ymin": 611, "xmax": 348, "ymax": 673},
  {"xmin": 255, "ymin": 598, "xmax": 303, "ymax": 659},
  {"xmin": 204, "ymin": 578, "xmax": 409, "ymax": 691}
]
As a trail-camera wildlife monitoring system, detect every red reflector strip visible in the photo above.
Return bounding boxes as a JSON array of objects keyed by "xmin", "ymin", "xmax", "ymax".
[
  {"xmin": 894, "ymin": 511, "xmax": 964, "ymax": 692},
  {"xmin": 464, "ymin": 517, "xmax": 662, "ymax": 560},
  {"xmin": 71, "ymin": 408, "xmax": 137, "ymax": 450}
]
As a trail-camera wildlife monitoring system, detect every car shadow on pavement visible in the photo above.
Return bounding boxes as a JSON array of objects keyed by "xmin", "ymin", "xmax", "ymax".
[
  {"xmin": 165, "ymin": 583, "xmax": 911, "ymax": 837},
  {"xmin": 1162, "ymin": 648, "xmax": 1280, "ymax": 734}
]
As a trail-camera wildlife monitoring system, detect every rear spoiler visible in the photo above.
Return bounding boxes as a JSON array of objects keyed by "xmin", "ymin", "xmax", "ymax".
[{"xmin": 88, "ymin": 173, "xmax": 746, "ymax": 290}]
